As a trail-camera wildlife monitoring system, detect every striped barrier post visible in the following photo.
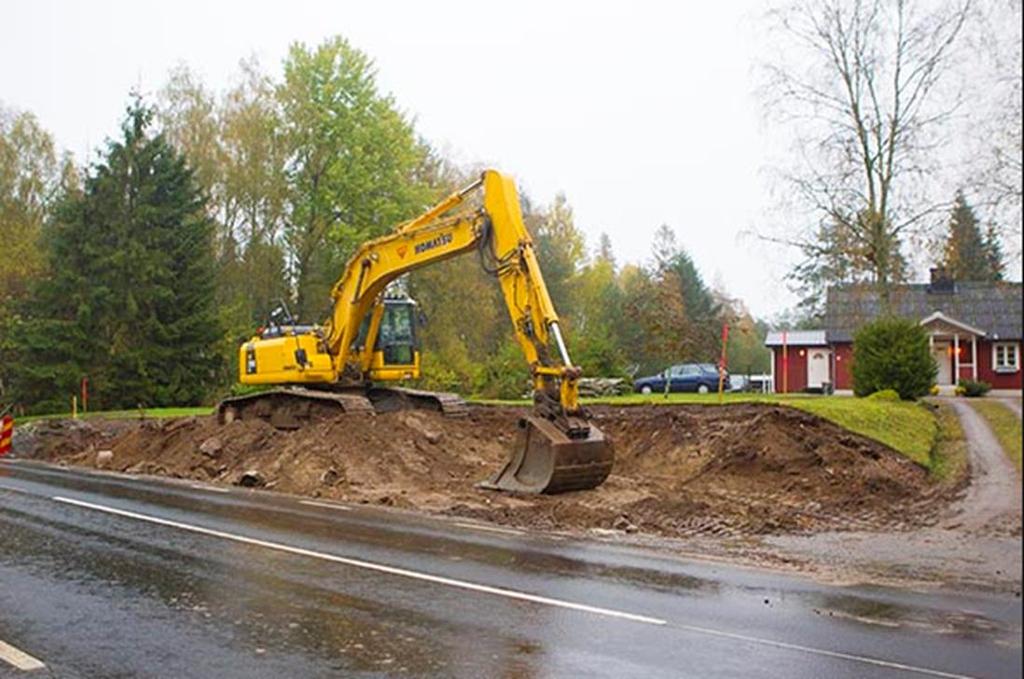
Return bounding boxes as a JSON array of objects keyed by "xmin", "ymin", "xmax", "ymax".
[{"xmin": 0, "ymin": 414, "xmax": 12, "ymax": 456}]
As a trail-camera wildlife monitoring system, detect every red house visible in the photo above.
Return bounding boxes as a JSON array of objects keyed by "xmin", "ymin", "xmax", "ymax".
[{"xmin": 766, "ymin": 271, "xmax": 1023, "ymax": 394}]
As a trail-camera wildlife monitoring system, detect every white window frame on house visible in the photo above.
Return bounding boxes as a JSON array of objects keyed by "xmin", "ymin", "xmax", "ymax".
[{"xmin": 993, "ymin": 342, "xmax": 1020, "ymax": 372}]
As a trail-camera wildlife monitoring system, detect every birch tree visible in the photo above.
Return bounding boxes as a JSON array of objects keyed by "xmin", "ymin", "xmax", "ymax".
[{"xmin": 762, "ymin": 0, "xmax": 971, "ymax": 309}]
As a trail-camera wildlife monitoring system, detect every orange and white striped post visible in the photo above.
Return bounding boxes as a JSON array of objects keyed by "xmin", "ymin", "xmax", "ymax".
[{"xmin": 0, "ymin": 412, "xmax": 13, "ymax": 457}]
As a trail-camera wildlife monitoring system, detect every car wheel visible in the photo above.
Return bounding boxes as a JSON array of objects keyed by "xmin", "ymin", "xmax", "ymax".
[
  {"xmin": 640, "ymin": 385, "xmax": 653, "ymax": 395},
  {"xmin": 697, "ymin": 384, "xmax": 710, "ymax": 395}
]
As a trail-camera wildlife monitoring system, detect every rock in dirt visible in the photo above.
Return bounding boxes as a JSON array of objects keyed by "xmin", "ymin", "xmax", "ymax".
[
  {"xmin": 320, "ymin": 468, "xmax": 340, "ymax": 486},
  {"xmin": 199, "ymin": 437, "xmax": 223, "ymax": 457},
  {"xmin": 237, "ymin": 470, "xmax": 266, "ymax": 488},
  {"xmin": 613, "ymin": 515, "xmax": 639, "ymax": 533},
  {"xmin": 95, "ymin": 449, "xmax": 114, "ymax": 468}
]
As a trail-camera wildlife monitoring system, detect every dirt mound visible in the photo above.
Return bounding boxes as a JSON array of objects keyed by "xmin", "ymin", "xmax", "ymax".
[{"xmin": 17, "ymin": 403, "xmax": 945, "ymax": 537}]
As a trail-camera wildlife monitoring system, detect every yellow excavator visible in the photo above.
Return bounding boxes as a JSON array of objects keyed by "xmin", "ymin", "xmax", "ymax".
[{"xmin": 216, "ymin": 169, "xmax": 613, "ymax": 494}]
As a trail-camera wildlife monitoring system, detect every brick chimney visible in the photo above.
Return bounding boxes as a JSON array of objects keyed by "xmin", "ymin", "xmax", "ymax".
[{"xmin": 928, "ymin": 266, "xmax": 956, "ymax": 293}]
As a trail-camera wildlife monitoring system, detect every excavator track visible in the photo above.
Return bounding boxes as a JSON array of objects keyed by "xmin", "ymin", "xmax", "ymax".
[
  {"xmin": 216, "ymin": 388, "xmax": 374, "ymax": 430},
  {"xmin": 367, "ymin": 386, "xmax": 469, "ymax": 417},
  {"xmin": 216, "ymin": 386, "xmax": 468, "ymax": 430}
]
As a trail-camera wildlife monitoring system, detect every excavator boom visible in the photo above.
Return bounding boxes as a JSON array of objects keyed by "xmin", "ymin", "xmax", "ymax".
[{"xmin": 221, "ymin": 170, "xmax": 613, "ymax": 494}]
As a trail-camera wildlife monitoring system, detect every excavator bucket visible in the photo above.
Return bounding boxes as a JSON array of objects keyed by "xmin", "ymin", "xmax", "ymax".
[{"xmin": 479, "ymin": 416, "xmax": 614, "ymax": 494}]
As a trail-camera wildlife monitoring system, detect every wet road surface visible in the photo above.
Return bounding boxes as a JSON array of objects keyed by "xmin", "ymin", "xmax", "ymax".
[{"xmin": 0, "ymin": 460, "xmax": 1020, "ymax": 678}]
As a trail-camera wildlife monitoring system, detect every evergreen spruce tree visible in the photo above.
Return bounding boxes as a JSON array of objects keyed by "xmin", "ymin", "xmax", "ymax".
[
  {"xmin": 942, "ymin": 192, "xmax": 1004, "ymax": 281},
  {"xmin": 11, "ymin": 99, "xmax": 220, "ymax": 412}
]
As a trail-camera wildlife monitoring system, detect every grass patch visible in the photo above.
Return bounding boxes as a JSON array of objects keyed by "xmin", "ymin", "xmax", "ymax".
[
  {"xmin": 473, "ymin": 392, "xmax": 816, "ymax": 407},
  {"xmin": 785, "ymin": 398, "xmax": 937, "ymax": 469},
  {"xmin": 929, "ymin": 402, "xmax": 970, "ymax": 482},
  {"xmin": 17, "ymin": 406, "xmax": 212, "ymax": 425},
  {"xmin": 968, "ymin": 399, "xmax": 1023, "ymax": 472}
]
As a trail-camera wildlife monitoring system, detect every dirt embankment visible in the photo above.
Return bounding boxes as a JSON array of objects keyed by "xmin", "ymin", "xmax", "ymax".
[{"xmin": 15, "ymin": 404, "xmax": 952, "ymax": 538}]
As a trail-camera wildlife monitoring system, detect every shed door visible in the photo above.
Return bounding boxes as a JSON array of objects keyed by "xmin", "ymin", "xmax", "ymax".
[{"xmin": 807, "ymin": 349, "xmax": 831, "ymax": 388}]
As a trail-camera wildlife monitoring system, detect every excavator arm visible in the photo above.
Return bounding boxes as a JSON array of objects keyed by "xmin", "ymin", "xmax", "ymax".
[
  {"xmin": 324, "ymin": 170, "xmax": 582, "ymax": 418},
  {"xmin": 226, "ymin": 169, "xmax": 612, "ymax": 493},
  {"xmin": 320, "ymin": 169, "xmax": 612, "ymax": 492}
]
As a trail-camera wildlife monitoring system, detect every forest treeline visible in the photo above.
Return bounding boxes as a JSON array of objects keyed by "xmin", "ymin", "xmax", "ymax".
[
  {"xmin": 0, "ymin": 38, "xmax": 768, "ymax": 413},
  {"xmin": 1, "ymin": 28, "xmax": 1014, "ymax": 413}
]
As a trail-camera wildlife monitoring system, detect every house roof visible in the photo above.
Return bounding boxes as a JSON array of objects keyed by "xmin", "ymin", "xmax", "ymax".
[
  {"xmin": 825, "ymin": 281, "xmax": 1023, "ymax": 342},
  {"xmin": 764, "ymin": 330, "xmax": 828, "ymax": 347}
]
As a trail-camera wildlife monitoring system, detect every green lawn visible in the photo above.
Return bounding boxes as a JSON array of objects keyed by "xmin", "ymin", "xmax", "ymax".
[
  {"xmin": 968, "ymin": 399, "xmax": 1023, "ymax": 471},
  {"xmin": 476, "ymin": 392, "xmax": 940, "ymax": 471},
  {"xmin": 785, "ymin": 397, "xmax": 937, "ymax": 469},
  {"xmin": 17, "ymin": 406, "xmax": 212, "ymax": 425},
  {"xmin": 929, "ymin": 402, "xmax": 969, "ymax": 482}
]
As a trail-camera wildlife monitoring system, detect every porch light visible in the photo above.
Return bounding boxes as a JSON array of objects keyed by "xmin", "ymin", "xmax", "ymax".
[{"xmin": 799, "ymin": 349, "xmax": 806, "ymax": 357}]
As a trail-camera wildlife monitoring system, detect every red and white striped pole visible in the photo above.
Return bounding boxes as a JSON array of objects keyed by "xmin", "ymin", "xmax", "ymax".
[
  {"xmin": 781, "ymin": 330, "xmax": 789, "ymax": 395},
  {"xmin": 0, "ymin": 412, "xmax": 13, "ymax": 457}
]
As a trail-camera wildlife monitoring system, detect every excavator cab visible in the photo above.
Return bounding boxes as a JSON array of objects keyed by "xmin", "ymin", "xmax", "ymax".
[{"xmin": 367, "ymin": 298, "xmax": 421, "ymax": 381}]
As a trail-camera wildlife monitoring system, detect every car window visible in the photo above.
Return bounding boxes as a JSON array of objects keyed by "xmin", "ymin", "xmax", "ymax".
[
  {"xmin": 681, "ymin": 365, "xmax": 700, "ymax": 376},
  {"xmin": 669, "ymin": 365, "xmax": 685, "ymax": 377},
  {"xmin": 699, "ymin": 363, "xmax": 717, "ymax": 374}
]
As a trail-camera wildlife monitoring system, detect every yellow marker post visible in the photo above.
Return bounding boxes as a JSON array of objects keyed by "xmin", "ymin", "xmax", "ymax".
[{"xmin": 72, "ymin": 395, "xmax": 78, "ymax": 420}]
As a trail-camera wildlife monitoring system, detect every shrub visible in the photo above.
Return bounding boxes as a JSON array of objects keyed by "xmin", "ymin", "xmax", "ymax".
[
  {"xmin": 867, "ymin": 388, "xmax": 901, "ymax": 402},
  {"xmin": 957, "ymin": 378, "xmax": 991, "ymax": 397},
  {"xmin": 852, "ymin": 317, "xmax": 937, "ymax": 400}
]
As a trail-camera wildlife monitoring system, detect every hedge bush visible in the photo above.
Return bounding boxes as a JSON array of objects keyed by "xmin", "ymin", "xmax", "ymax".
[
  {"xmin": 956, "ymin": 379, "xmax": 991, "ymax": 397},
  {"xmin": 852, "ymin": 317, "xmax": 937, "ymax": 400}
]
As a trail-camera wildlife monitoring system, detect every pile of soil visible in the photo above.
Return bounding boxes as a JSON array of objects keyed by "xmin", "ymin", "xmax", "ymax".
[{"xmin": 14, "ymin": 403, "xmax": 946, "ymax": 537}]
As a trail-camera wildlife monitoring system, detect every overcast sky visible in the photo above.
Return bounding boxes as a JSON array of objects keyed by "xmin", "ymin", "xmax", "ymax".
[{"xmin": 0, "ymin": 1, "xmax": 898, "ymax": 317}]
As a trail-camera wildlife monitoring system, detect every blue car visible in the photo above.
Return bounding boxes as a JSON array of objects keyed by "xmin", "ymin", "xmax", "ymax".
[{"xmin": 634, "ymin": 363, "xmax": 729, "ymax": 395}]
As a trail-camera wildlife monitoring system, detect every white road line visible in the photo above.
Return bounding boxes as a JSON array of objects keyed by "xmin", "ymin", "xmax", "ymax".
[
  {"xmin": 0, "ymin": 639, "xmax": 46, "ymax": 671},
  {"xmin": 300, "ymin": 499, "xmax": 352, "ymax": 511},
  {"xmin": 52, "ymin": 496, "xmax": 665, "ymax": 626},
  {"xmin": 454, "ymin": 522, "xmax": 524, "ymax": 536},
  {"xmin": 670, "ymin": 624, "xmax": 975, "ymax": 679},
  {"xmin": 48, "ymin": 495, "xmax": 977, "ymax": 678},
  {"xmin": 189, "ymin": 484, "xmax": 230, "ymax": 493},
  {"xmin": 0, "ymin": 483, "xmax": 32, "ymax": 496}
]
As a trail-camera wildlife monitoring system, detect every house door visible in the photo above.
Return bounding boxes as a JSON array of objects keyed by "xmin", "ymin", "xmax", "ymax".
[
  {"xmin": 807, "ymin": 349, "xmax": 831, "ymax": 389},
  {"xmin": 932, "ymin": 342, "xmax": 952, "ymax": 385}
]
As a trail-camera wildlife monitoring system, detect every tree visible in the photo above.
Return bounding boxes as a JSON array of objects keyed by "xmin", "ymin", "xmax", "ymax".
[
  {"xmin": 726, "ymin": 314, "xmax": 771, "ymax": 376},
  {"xmin": 277, "ymin": 37, "xmax": 430, "ymax": 319},
  {"xmin": 596, "ymin": 232, "xmax": 615, "ymax": 266},
  {"xmin": 0, "ymin": 105, "xmax": 59, "ymax": 308},
  {"xmin": 852, "ymin": 317, "xmax": 936, "ymax": 399},
  {"xmin": 621, "ymin": 263, "xmax": 688, "ymax": 376},
  {"xmin": 573, "ymin": 242, "xmax": 627, "ymax": 377},
  {"xmin": 10, "ymin": 100, "xmax": 221, "ymax": 412},
  {"xmin": 0, "ymin": 105, "xmax": 61, "ymax": 398},
  {"xmin": 157, "ymin": 61, "xmax": 290, "ymax": 382},
  {"xmin": 941, "ymin": 191, "xmax": 1004, "ymax": 281},
  {"xmin": 531, "ymin": 192, "xmax": 586, "ymax": 317},
  {"xmin": 713, "ymin": 285, "xmax": 771, "ymax": 376},
  {"xmin": 967, "ymin": 0, "xmax": 1022, "ymax": 258},
  {"xmin": 762, "ymin": 0, "xmax": 971, "ymax": 304},
  {"xmin": 649, "ymin": 224, "xmax": 721, "ymax": 360}
]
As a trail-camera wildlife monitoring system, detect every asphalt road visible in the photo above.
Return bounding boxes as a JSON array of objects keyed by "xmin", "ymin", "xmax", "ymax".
[{"xmin": 0, "ymin": 460, "xmax": 1020, "ymax": 679}]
